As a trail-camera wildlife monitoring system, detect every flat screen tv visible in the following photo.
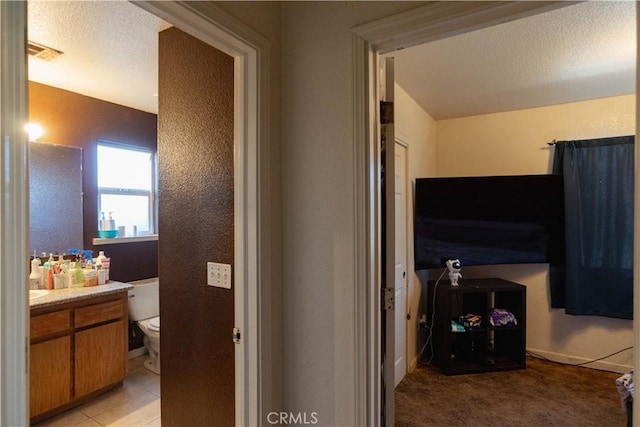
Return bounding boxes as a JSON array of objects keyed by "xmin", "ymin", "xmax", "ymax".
[{"xmin": 414, "ymin": 174, "xmax": 565, "ymax": 270}]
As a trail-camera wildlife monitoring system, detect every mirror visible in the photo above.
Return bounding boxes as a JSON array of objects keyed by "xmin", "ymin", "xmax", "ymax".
[{"xmin": 29, "ymin": 142, "xmax": 83, "ymax": 255}]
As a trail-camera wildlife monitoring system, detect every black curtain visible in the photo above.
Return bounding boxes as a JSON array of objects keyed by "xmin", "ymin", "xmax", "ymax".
[{"xmin": 551, "ymin": 136, "xmax": 634, "ymax": 319}]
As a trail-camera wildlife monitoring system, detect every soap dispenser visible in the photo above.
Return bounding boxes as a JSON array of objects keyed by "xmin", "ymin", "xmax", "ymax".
[
  {"xmin": 99, "ymin": 212, "xmax": 107, "ymax": 231},
  {"xmin": 29, "ymin": 253, "xmax": 41, "ymax": 290},
  {"xmin": 108, "ymin": 212, "xmax": 116, "ymax": 230}
]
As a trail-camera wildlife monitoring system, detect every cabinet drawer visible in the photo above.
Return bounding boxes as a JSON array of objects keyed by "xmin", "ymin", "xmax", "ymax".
[
  {"xmin": 74, "ymin": 299, "xmax": 124, "ymax": 328},
  {"xmin": 31, "ymin": 310, "xmax": 71, "ymax": 341}
]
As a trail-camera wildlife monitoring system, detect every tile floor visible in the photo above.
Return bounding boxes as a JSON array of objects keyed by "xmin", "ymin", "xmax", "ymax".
[{"xmin": 34, "ymin": 355, "xmax": 160, "ymax": 427}]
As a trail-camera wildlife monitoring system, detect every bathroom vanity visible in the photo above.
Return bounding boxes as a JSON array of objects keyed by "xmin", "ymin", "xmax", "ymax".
[{"xmin": 29, "ymin": 281, "xmax": 133, "ymax": 423}]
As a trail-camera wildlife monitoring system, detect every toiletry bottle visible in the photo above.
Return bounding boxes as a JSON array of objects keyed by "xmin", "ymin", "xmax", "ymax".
[
  {"xmin": 108, "ymin": 212, "xmax": 116, "ymax": 230},
  {"xmin": 47, "ymin": 268, "xmax": 53, "ymax": 290},
  {"xmin": 83, "ymin": 260, "xmax": 97, "ymax": 287},
  {"xmin": 95, "ymin": 251, "xmax": 109, "ymax": 282},
  {"xmin": 99, "ymin": 212, "xmax": 107, "ymax": 231},
  {"xmin": 53, "ymin": 255, "xmax": 68, "ymax": 289},
  {"xmin": 38, "ymin": 265, "xmax": 45, "ymax": 289},
  {"xmin": 74, "ymin": 262, "xmax": 85, "ymax": 287},
  {"xmin": 67, "ymin": 264, "xmax": 75, "ymax": 288},
  {"xmin": 98, "ymin": 251, "xmax": 111, "ymax": 283},
  {"xmin": 97, "ymin": 265, "xmax": 106, "ymax": 285},
  {"xmin": 82, "ymin": 250, "xmax": 93, "ymax": 269},
  {"xmin": 94, "ymin": 251, "xmax": 104, "ymax": 285},
  {"xmin": 95, "ymin": 251, "xmax": 106, "ymax": 268},
  {"xmin": 43, "ymin": 254, "xmax": 54, "ymax": 290},
  {"xmin": 101, "ymin": 256, "xmax": 110, "ymax": 283},
  {"xmin": 29, "ymin": 256, "xmax": 41, "ymax": 290}
]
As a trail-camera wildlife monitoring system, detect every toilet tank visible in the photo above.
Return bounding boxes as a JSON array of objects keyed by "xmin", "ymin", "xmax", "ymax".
[{"xmin": 128, "ymin": 278, "xmax": 159, "ymax": 321}]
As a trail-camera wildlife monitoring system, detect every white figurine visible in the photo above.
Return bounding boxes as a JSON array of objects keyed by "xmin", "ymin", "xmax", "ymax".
[{"xmin": 446, "ymin": 259, "xmax": 462, "ymax": 286}]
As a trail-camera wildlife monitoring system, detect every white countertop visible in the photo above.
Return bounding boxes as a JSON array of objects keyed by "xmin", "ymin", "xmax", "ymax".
[{"xmin": 30, "ymin": 281, "xmax": 133, "ymax": 309}]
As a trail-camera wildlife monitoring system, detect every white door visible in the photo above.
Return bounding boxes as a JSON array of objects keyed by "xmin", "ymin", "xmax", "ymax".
[
  {"xmin": 394, "ymin": 142, "xmax": 408, "ymax": 387},
  {"xmin": 381, "ymin": 56, "xmax": 396, "ymax": 426}
]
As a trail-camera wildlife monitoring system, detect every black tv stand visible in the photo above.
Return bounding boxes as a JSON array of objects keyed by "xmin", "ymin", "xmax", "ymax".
[{"xmin": 426, "ymin": 278, "xmax": 526, "ymax": 375}]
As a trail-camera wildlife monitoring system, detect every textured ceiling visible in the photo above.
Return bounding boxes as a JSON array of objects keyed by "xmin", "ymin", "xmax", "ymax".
[
  {"xmin": 388, "ymin": 1, "xmax": 637, "ymax": 120},
  {"xmin": 28, "ymin": 0, "xmax": 168, "ymax": 114},
  {"xmin": 28, "ymin": 1, "xmax": 636, "ymax": 119}
]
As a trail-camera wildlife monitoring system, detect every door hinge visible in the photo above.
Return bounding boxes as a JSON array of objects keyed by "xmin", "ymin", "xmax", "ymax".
[
  {"xmin": 233, "ymin": 327, "xmax": 242, "ymax": 344},
  {"xmin": 383, "ymin": 287, "xmax": 395, "ymax": 311},
  {"xmin": 380, "ymin": 101, "xmax": 394, "ymax": 124}
]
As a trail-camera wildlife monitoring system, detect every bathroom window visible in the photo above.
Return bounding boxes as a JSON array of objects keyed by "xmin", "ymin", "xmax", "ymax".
[{"xmin": 97, "ymin": 141, "xmax": 157, "ymax": 236}]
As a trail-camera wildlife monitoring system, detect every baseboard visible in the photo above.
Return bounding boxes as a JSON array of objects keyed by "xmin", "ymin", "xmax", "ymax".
[
  {"xmin": 128, "ymin": 347, "xmax": 147, "ymax": 360},
  {"xmin": 526, "ymin": 347, "xmax": 632, "ymax": 374},
  {"xmin": 408, "ymin": 355, "xmax": 418, "ymax": 373},
  {"xmin": 408, "ymin": 347, "xmax": 632, "ymax": 374}
]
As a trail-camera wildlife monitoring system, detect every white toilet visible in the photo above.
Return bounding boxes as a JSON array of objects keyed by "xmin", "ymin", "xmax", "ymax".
[{"xmin": 128, "ymin": 278, "xmax": 161, "ymax": 374}]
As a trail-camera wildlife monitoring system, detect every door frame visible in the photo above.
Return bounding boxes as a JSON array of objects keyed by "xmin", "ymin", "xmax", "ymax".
[
  {"xmin": 0, "ymin": 1, "xmax": 29, "ymax": 425},
  {"xmin": 133, "ymin": 2, "xmax": 272, "ymax": 425},
  {"xmin": 0, "ymin": 2, "xmax": 271, "ymax": 425},
  {"xmin": 351, "ymin": 2, "xmax": 576, "ymax": 424}
]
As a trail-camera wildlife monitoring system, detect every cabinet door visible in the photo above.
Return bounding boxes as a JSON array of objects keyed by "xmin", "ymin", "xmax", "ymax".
[
  {"xmin": 30, "ymin": 336, "xmax": 72, "ymax": 417},
  {"xmin": 75, "ymin": 320, "xmax": 126, "ymax": 398}
]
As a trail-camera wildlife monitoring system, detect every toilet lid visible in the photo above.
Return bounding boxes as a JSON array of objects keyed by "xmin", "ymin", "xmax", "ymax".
[{"xmin": 148, "ymin": 316, "xmax": 160, "ymax": 332}]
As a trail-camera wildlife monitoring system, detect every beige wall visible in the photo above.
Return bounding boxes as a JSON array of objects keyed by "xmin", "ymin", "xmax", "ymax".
[
  {"xmin": 395, "ymin": 83, "xmax": 437, "ymax": 372},
  {"xmin": 434, "ymin": 94, "xmax": 635, "ymax": 371},
  {"xmin": 278, "ymin": 2, "xmax": 423, "ymax": 425},
  {"xmin": 437, "ymin": 94, "xmax": 636, "ymax": 177}
]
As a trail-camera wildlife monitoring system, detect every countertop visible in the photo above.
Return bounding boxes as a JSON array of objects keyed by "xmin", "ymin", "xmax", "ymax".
[{"xmin": 29, "ymin": 281, "xmax": 133, "ymax": 309}]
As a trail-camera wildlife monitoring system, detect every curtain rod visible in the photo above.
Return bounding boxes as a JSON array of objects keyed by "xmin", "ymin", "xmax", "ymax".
[{"xmin": 547, "ymin": 135, "xmax": 634, "ymax": 146}]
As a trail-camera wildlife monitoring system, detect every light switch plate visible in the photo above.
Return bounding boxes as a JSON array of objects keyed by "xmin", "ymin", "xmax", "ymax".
[{"xmin": 207, "ymin": 262, "xmax": 232, "ymax": 289}]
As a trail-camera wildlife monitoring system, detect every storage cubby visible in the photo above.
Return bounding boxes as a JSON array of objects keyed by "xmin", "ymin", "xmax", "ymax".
[{"xmin": 426, "ymin": 278, "xmax": 526, "ymax": 375}]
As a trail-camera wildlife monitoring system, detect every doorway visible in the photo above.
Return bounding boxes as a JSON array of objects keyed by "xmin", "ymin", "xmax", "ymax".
[
  {"xmin": 352, "ymin": 2, "xmax": 596, "ymax": 424},
  {"xmin": 0, "ymin": 2, "xmax": 270, "ymax": 425}
]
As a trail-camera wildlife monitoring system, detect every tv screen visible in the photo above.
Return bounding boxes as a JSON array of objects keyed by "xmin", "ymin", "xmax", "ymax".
[{"xmin": 414, "ymin": 174, "xmax": 565, "ymax": 270}]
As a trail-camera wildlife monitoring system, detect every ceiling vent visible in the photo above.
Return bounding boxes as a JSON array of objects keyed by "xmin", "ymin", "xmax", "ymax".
[{"xmin": 27, "ymin": 41, "xmax": 63, "ymax": 61}]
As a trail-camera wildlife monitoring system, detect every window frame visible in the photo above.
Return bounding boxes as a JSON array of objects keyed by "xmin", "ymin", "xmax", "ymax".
[{"xmin": 96, "ymin": 140, "xmax": 157, "ymax": 236}]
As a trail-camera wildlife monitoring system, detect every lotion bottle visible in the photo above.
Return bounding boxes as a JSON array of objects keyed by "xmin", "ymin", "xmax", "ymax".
[
  {"xmin": 108, "ymin": 212, "xmax": 116, "ymax": 230},
  {"xmin": 96, "ymin": 251, "xmax": 109, "ymax": 282},
  {"xmin": 29, "ymin": 255, "xmax": 41, "ymax": 290}
]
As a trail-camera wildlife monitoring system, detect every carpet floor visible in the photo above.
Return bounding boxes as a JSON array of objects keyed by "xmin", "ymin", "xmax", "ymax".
[{"xmin": 395, "ymin": 356, "xmax": 628, "ymax": 427}]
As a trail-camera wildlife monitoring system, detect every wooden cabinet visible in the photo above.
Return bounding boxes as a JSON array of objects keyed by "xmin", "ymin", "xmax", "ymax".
[
  {"xmin": 30, "ymin": 336, "xmax": 72, "ymax": 416},
  {"xmin": 75, "ymin": 321, "xmax": 126, "ymax": 397},
  {"xmin": 426, "ymin": 278, "xmax": 526, "ymax": 375},
  {"xmin": 30, "ymin": 291, "xmax": 128, "ymax": 423}
]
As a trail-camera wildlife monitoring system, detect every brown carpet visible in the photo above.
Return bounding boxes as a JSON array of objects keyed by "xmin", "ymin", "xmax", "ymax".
[{"xmin": 395, "ymin": 356, "xmax": 628, "ymax": 427}]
